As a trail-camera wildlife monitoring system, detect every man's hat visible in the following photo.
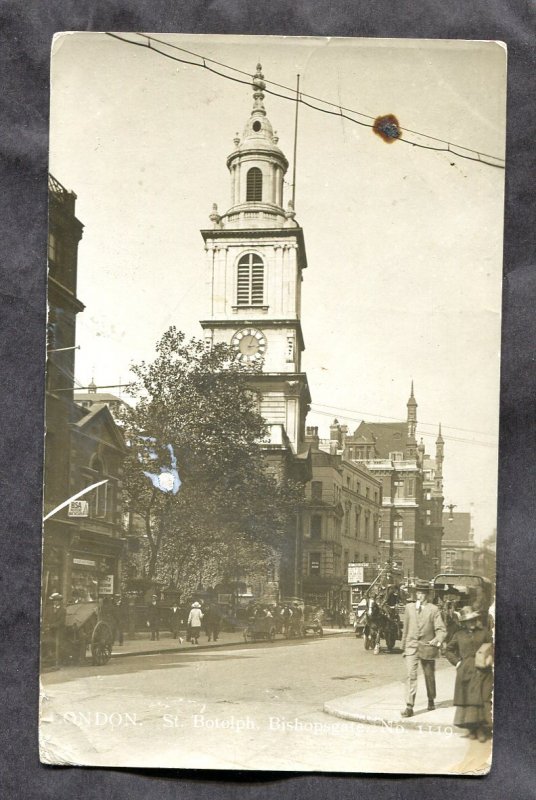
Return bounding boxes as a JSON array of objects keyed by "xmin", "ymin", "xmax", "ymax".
[
  {"xmin": 152, "ymin": 594, "xmax": 158, "ymax": 599},
  {"xmin": 458, "ymin": 606, "xmax": 480, "ymax": 623},
  {"xmin": 414, "ymin": 580, "xmax": 430, "ymax": 591},
  {"xmin": 49, "ymin": 592, "xmax": 63, "ymax": 600}
]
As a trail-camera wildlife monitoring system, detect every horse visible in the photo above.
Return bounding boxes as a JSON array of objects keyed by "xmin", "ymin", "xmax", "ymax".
[{"xmin": 363, "ymin": 597, "xmax": 398, "ymax": 654}]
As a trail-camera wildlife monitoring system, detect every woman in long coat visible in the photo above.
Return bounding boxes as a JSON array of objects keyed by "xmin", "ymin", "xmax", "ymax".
[
  {"xmin": 445, "ymin": 606, "xmax": 493, "ymax": 742},
  {"xmin": 187, "ymin": 601, "xmax": 204, "ymax": 645}
]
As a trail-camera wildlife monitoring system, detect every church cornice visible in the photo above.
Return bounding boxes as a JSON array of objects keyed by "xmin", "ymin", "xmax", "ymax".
[{"xmin": 201, "ymin": 227, "xmax": 308, "ymax": 269}]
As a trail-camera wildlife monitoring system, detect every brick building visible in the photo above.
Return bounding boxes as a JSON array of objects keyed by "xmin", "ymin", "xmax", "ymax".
[
  {"xmin": 301, "ymin": 427, "xmax": 382, "ymax": 611},
  {"xmin": 327, "ymin": 385, "xmax": 444, "ymax": 580},
  {"xmin": 441, "ymin": 511, "xmax": 475, "ymax": 573},
  {"xmin": 43, "ymin": 175, "xmax": 126, "ymax": 607}
]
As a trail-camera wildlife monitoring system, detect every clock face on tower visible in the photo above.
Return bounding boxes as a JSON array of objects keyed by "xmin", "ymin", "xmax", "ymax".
[{"xmin": 231, "ymin": 328, "xmax": 267, "ymax": 362}]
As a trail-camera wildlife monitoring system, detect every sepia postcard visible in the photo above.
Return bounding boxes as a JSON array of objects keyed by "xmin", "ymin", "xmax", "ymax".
[{"xmin": 40, "ymin": 33, "xmax": 505, "ymax": 774}]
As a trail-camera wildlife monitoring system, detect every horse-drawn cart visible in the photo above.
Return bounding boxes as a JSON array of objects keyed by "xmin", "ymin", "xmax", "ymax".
[{"xmin": 62, "ymin": 601, "xmax": 114, "ymax": 665}]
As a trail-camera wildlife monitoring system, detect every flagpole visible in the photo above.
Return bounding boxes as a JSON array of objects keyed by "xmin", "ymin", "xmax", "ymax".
[{"xmin": 292, "ymin": 74, "xmax": 300, "ymax": 208}]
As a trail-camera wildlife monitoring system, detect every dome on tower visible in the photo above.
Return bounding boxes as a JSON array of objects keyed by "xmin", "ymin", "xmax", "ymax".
[{"xmin": 213, "ymin": 64, "xmax": 295, "ymax": 230}]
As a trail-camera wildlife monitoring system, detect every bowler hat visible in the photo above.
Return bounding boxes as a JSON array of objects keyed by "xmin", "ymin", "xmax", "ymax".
[{"xmin": 458, "ymin": 606, "xmax": 480, "ymax": 623}]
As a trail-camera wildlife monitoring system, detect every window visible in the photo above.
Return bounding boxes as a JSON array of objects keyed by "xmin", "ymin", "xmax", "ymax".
[
  {"xmin": 309, "ymin": 552, "xmax": 321, "ymax": 576},
  {"xmin": 394, "ymin": 519, "xmax": 403, "ymax": 540},
  {"xmin": 390, "ymin": 451, "xmax": 403, "ymax": 462},
  {"xmin": 310, "ymin": 515, "xmax": 322, "ymax": 540},
  {"xmin": 48, "ymin": 232, "xmax": 58, "ymax": 262},
  {"xmin": 237, "ymin": 253, "xmax": 264, "ymax": 306},
  {"xmin": 311, "ymin": 481, "xmax": 323, "ymax": 501},
  {"xmin": 89, "ymin": 455, "xmax": 108, "ymax": 518},
  {"xmin": 364, "ymin": 512, "xmax": 370, "ymax": 540},
  {"xmin": 407, "ymin": 478, "xmax": 415, "ymax": 497},
  {"xmin": 365, "ymin": 487, "xmax": 369, "ymax": 499},
  {"xmin": 246, "ymin": 167, "xmax": 262, "ymax": 201},
  {"xmin": 355, "ymin": 508, "xmax": 361, "ymax": 536}
]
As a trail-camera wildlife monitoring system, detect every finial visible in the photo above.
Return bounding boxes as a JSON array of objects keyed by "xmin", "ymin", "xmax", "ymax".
[
  {"xmin": 252, "ymin": 63, "xmax": 266, "ymax": 115},
  {"xmin": 436, "ymin": 423, "xmax": 444, "ymax": 443},
  {"xmin": 285, "ymin": 199, "xmax": 296, "ymax": 220},
  {"xmin": 410, "ymin": 379, "xmax": 414, "ymax": 397},
  {"xmin": 209, "ymin": 203, "xmax": 221, "ymax": 228},
  {"xmin": 233, "ymin": 132, "xmax": 240, "ymax": 146}
]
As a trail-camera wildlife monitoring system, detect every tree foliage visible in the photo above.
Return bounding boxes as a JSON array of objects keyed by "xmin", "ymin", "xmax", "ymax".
[{"xmin": 121, "ymin": 328, "xmax": 302, "ymax": 587}]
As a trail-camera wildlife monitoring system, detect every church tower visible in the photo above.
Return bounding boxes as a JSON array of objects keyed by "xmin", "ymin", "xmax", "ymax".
[{"xmin": 200, "ymin": 65, "xmax": 311, "ymax": 456}]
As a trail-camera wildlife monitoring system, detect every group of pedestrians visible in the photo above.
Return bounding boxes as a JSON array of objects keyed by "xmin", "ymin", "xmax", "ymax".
[
  {"xmin": 399, "ymin": 579, "xmax": 493, "ymax": 743},
  {"xmin": 144, "ymin": 597, "xmax": 223, "ymax": 645}
]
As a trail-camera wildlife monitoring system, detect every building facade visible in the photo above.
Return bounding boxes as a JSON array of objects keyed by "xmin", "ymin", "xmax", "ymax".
[
  {"xmin": 327, "ymin": 385, "xmax": 444, "ymax": 580},
  {"xmin": 301, "ymin": 427, "xmax": 382, "ymax": 611},
  {"xmin": 441, "ymin": 511, "xmax": 475, "ymax": 573},
  {"xmin": 198, "ymin": 66, "xmax": 312, "ymax": 598},
  {"xmin": 43, "ymin": 175, "xmax": 126, "ymax": 607}
]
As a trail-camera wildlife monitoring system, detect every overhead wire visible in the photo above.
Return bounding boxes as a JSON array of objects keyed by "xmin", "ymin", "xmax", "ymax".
[
  {"xmin": 310, "ymin": 401, "xmax": 495, "ymax": 437},
  {"xmin": 105, "ymin": 32, "xmax": 505, "ymax": 170},
  {"xmin": 308, "ymin": 406, "xmax": 497, "ymax": 448}
]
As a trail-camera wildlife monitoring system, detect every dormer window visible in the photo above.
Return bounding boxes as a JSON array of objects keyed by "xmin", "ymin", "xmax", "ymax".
[
  {"xmin": 246, "ymin": 167, "xmax": 262, "ymax": 201},
  {"xmin": 237, "ymin": 253, "xmax": 264, "ymax": 306}
]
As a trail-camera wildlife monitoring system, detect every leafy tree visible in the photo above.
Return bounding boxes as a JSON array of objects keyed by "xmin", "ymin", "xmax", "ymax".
[{"xmin": 121, "ymin": 328, "xmax": 302, "ymax": 587}]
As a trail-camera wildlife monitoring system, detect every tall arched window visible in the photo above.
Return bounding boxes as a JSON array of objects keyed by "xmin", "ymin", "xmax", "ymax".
[
  {"xmin": 237, "ymin": 253, "xmax": 264, "ymax": 306},
  {"xmin": 89, "ymin": 454, "xmax": 107, "ymax": 518},
  {"xmin": 246, "ymin": 167, "xmax": 262, "ymax": 201}
]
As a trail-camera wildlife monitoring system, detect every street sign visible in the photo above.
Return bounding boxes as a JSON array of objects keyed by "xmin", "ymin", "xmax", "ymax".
[
  {"xmin": 347, "ymin": 563, "xmax": 364, "ymax": 584},
  {"xmin": 99, "ymin": 574, "xmax": 114, "ymax": 595},
  {"xmin": 68, "ymin": 500, "xmax": 89, "ymax": 517}
]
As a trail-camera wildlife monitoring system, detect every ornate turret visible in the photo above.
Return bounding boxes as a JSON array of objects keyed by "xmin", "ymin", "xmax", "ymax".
[
  {"xmin": 212, "ymin": 64, "xmax": 295, "ymax": 230},
  {"xmin": 435, "ymin": 423, "xmax": 444, "ymax": 482},
  {"xmin": 407, "ymin": 380, "xmax": 417, "ymax": 442}
]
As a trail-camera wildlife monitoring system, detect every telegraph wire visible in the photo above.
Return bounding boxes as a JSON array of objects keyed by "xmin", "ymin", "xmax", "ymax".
[
  {"xmin": 309, "ymin": 406, "xmax": 496, "ymax": 448},
  {"xmin": 311, "ymin": 401, "xmax": 495, "ymax": 438},
  {"xmin": 105, "ymin": 33, "xmax": 505, "ymax": 170}
]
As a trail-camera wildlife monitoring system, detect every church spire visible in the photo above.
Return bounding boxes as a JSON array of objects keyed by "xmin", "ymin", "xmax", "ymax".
[{"xmin": 213, "ymin": 64, "xmax": 292, "ymax": 230}]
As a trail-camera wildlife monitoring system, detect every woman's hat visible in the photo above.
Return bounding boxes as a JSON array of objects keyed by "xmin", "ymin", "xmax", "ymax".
[
  {"xmin": 191, "ymin": 601, "xmax": 201, "ymax": 608},
  {"xmin": 49, "ymin": 592, "xmax": 63, "ymax": 600},
  {"xmin": 458, "ymin": 606, "xmax": 480, "ymax": 623}
]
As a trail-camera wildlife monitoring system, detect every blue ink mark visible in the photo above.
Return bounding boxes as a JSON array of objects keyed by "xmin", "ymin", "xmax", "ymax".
[{"xmin": 139, "ymin": 439, "xmax": 181, "ymax": 495}]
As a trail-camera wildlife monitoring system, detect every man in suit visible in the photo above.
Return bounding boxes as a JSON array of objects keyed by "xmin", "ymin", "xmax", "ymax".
[{"xmin": 401, "ymin": 579, "xmax": 446, "ymax": 717}]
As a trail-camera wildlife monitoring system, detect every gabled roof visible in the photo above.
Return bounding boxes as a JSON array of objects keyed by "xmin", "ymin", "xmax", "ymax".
[
  {"xmin": 352, "ymin": 421, "xmax": 408, "ymax": 459},
  {"xmin": 71, "ymin": 404, "xmax": 126, "ymax": 452}
]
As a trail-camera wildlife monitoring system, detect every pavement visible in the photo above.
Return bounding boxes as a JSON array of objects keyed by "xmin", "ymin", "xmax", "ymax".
[
  {"xmin": 110, "ymin": 627, "xmax": 347, "ymax": 658},
  {"xmin": 324, "ymin": 662, "xmax": 465, "ymax": 733}
]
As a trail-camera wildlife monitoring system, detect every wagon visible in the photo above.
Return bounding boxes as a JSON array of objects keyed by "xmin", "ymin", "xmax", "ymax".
[
  {"xmin": 62, "ymin": 601, "xmax": 114, "ymax": 665},
  {"xmin": 243, "ymin": 614, "xmax": 277, "ymax": 643}
]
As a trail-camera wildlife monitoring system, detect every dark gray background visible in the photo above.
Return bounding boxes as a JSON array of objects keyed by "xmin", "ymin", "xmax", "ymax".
[{"xmin": 1, "ymin": 1, "xmax": 534, "ymax": 797}]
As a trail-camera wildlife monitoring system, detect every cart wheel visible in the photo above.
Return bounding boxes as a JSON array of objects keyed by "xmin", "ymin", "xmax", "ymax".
[{"xmin": 91, "ymin": 621, "xmax": 113, "ymax": 665}]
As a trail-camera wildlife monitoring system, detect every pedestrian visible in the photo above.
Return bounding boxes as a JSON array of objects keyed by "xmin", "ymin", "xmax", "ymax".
[
  {"xmin": 111, "ymin": 594, "xmax": 126, "ymax": 645},
  {"xmin": 169, "ymin": 601, "xmax": 184, "ymax": 643},
  {"xmin": 204, "ymin": 603, "xmax": 222, "ymax": 642},
  {"xmin": 147, "ymin": 594, "xmax": 161, "ymax": 641},
  {"xmin": 281, "ymin": 604, "xmax": 292, "ymax": 635},
  {"xmin": 400, "ymin": 579, "xmax": 446, "ymax": 717},
  {"xmin": 445, "ymin": 606, "xmax": 493, "ymax": 742},
  {"xmin": 188, "ymin": 601, "xmax": 203, "ymax": 644}
]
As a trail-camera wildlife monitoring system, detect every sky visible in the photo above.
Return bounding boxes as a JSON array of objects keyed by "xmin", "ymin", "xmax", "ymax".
[{"xmin": 49, "ymin": 34, "xmax": 506, "ymax": 542}]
